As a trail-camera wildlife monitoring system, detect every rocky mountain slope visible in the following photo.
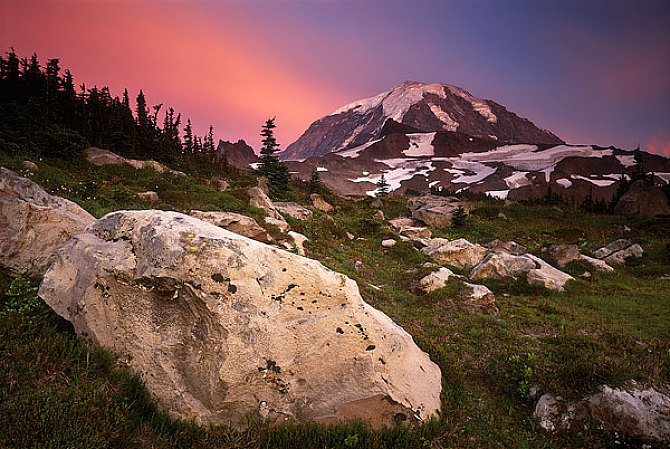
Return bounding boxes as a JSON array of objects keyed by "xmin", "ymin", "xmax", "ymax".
[
  {"xmin": 287, "ymin": 123, "xmax": 670, "ymax": 203},
  {"xmin": 282, "ymin": 81, "xmax": 563, "ymax": 161}
]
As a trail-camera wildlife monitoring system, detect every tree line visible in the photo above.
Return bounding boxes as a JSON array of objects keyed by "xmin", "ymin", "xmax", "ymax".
[{"xmin": 0, "ymin": 48, "xmax": 218, "ymax": 167}]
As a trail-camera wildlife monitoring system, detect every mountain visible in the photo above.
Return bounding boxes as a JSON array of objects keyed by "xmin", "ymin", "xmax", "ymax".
[
  {"xmin": 214, "ymin": 139, "xmax": 258, "ymax": 170},
  {"xmin": 286, "ymin": 126, "xmax": 670, "ymax": 202},
  {"xmin": 281, "ymin": 81, "xmax": 563, "ymax": 161}
]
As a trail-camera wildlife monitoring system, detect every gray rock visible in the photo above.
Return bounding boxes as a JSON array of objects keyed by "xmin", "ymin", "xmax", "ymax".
[
  {"xmin": 373, "ymin": 210, "xmax": 385, "ymax": 220},
  {"xmin": 248, "ymin": 186, "xmax": 283, "ymax": 220},
  {"xmin": 138, "ymin": 191, "xmax": 160, "ymax": 202},
  {"xmin": 39, "ymin": 210, "xmax": 442, "ymax": 427},
  {"xmin": 407, "ymin": 195, "xmax": 462, "ymax": 228},
  {"xmin": 0, "ymin": 167, "xmax": 94, "ymax": 276},
  {"xmin": 274, "ymin": 202, "xmax": 314, "ymax": 221},
  {"xmin": 546, "ymin": 244, "xmax": 613, "ymax": 272},
  {"xmin": 593, "ymin": 239, "xmax": 633, "ymax": 259},
  {"xmin": 603, "ymin": 244, "xmax": 644, "ymax": 266},
  {"xmin": 22, "ymin": 160, "xmax": 38, "ymax": 171},
  {"xmin": 264, "ymin": 216, "xmax": 291, "ymax": 233},
  {"xmin": 534, "ymin": 394, "xmax": 576, "ymax": 432},
  {"xmin": 399, "ymin": 226, "xmax": 432, "ymax": 240},
  {"xmin": 85, "ymin": 147, "xmax": 186, "ymax": 176},
  {"xmin": 310, "ymin": 194, "xmax": 334, "ymax": 212},
  {"xmin": 486, "ymin": 239, "xmax": 527, "ymax": 256},
  {"xmin": 190, "ymin": 210, "xmax": 273, "ymax": 243},
  {"xmin": 422, "ymin": 238, "xmax": 488, "ymax": 270},
  {"xmin": 389, "ymin": 217, "xmax": 417, "ymax": 231},
  {"xmin": 525, "ymin": 254, "xmax": 574, "ymax": 292},
  {"xmin": 381, "ymin": 239, "xmax": 397, "ymax": 248},
  {"xmin": 287, "ymin": 231, "xmax": 308, "ymax": 256},
  {"xmin": 469, "ymin": 252, "xmax": 537, "ymax": 280},
  {"xmin": 416, "ymin": 267, "xmax": 457, "ymax": 293}
]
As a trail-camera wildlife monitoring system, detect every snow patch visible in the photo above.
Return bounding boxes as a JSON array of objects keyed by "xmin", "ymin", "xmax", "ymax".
[
  {"xmin": 570, "ymin": 175, "xmax": 616, "ymax": 187},
  {"xmin": 448, "ymin": 86, "xmax": 497, "ymax": 123},
  {"xmin": 556, "ymin": 178, "xmax": 572, "ymax": 188},
  {"xmin": 337, "ymin": 139, "xmax": 381, "ymax": 158},
  {"xmin": 330, "ymin": 89, "xmax": 389, "ymax": 116},
  {"xmin": 616, "ymin": 155, "xmax": 636, "ymax": 167},
  {"xmin": 403, "ymin": 132, "xmax": 437, "ymax": 157},
  {"xmin": 655, "ymin": 173, "xmax": 670, "ymax": 184},
  {"xmin": 487, "ymin": 190, "xmax": 509, "ymax": 200},
  {"xmin": 316, "ymin": 166, "xmax": 328, "ymax": 172}
]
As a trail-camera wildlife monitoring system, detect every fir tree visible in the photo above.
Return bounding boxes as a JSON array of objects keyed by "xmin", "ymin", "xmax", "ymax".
[
  {"xmin": 135, "ymin": 90, "xmax": 149, "ymax": 127},
  {"xmin": 376, "ymin": 173, "xmax": 390, "ymax": 196},
  {"xmin": 256, "ymin": 117, "xmax": 290, "ymax": 200},
  {"xmin": 308, "ymin": 168, "xmax": 322, "ymax": 193},
  {"xmin": 183, "ymin": 119, "xmax": 194, "ymax": 153},
  {"xmin": 452, "ymin": 204, "xmax": 468, "ymax": 227},
  {"xmin": 631, "ymin": 147, "xmax": 646, "ymax": 182}
]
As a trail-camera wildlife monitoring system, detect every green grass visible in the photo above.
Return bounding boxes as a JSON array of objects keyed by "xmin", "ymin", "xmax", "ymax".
[{"xmin": 1, "ymin": 151, "xmax": 669, "ymax": 448}]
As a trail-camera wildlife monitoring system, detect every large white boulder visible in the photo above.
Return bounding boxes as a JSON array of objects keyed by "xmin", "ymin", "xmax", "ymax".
[
  {"xmin": 189, "ymin": 210, "xmax": 273, "ymax": 243},
  {"xmin": 38, "ymin": 210, "xmax": 441, "ymax": 427},
  {"xmin": 0, "ymin": 167, "xmax": 94, "ymax": 276}
]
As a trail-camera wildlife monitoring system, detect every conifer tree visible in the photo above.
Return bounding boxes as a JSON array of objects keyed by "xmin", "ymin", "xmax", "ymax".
[
  {"xmin": 256, "ymin": 117, "xmax": 290, "ymax": 199},
  {"xmin": 183, "ymin": 119, "xmax": 194, "ymax": 153},
  {"xmin": 308, "ymin": 168, "xmax": 322, "ymax": 193},
  {"xmin": 452, "ymin": 204, "xmax": 468, "ymax": 227},
  {"xmin": 136, "ymin": 90, "xmax": 149, "ymax": 127},
  {"xmin": 376, "ymin": 173, "xmax": 390, "ymax": 196}
]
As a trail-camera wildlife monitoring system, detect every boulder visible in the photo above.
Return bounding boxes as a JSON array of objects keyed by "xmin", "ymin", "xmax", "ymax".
[
  {"xmin": 421, "ymin": 238, "xmax": 488, "ymax": 270},
  {"xmin": 38, "ymin": 210, "xmax": 441, "ymax": 427},
  {"xmin": 0, "ymin": 167, "xmax": 94, "ymax": 276},
  {"xmin": 371, "ymin": 198, "xmax": 383, "ymax": 209},
  {"xmin": 587, "ymin": 384, "xmax": 670, "ymax": 444},
  {"xmin": 416, "ymin": 267, "xmax": 457, "ymax": 294},
  {"xmin": 381, "ymin": 239, "xmax": 397, "ymax": 248},
  {"xmin": 248, "ymin": 186, "xmax": 283, "ymax": 220},
  {"xmin": 469, "ymin": 252, "xmax": 537, "ymax": 281},
  {"xmin": 264, "ymin": 216, "xmax": 291, "ymax": 233},
  {"xmin": 22, "ymin": 160, "xmax": 38, "ymax": 171},
  {"xmin": 407, "ymin": 196, "xmax": 462, "ymax": 228},
  {"xmin": 592, "ymin": 239, "xmax": 633, "ymax": 259},
  {"xmin": 485, "ymin": 239, "xmax": 526, "ymax": 256},
  {"xmin": 389, "ymin": 217, "xmax": 417, "ymax": 231},
  {"xmin": 208, "ymin": 177, "xmax": 230, "ymax": 192},
  {"xmin": 373, "ymin": 210, "xmax": 385, "ymax": 220},
  {"xmin": 287, "ymin": 231, "xmax": 308, "ymax": 256},
  {"xmin": 310, "ymin": 194, "xmax": 334, "ymax": 212},
  {"xmin": 545, "ymin": 244, "xmax": 613, "ymax": 272},
  {"xmin": 525, "ymin": 254, "xmax": 574, "ymax": 292},
  {"xmin": 603, "ymin": 244, "xmax": 644, "ymax": 266},
  {"xmin": 399, "ymin": 226, "xmax": 432, "ymax": 240},
  {"xmin": 85, "ymin": 147, "xmax": 186, "ymax": 176},
  {"xmin": 614, "ymin": 180, "xmax": 670, "ymax": 217},
  {"xmin": 190, "ymin": 210, "xmax": 273, "ymax": 243},
  {"xmin": 138, "ymin": 191, "xmax": 160, "ymax": 202},
  {"xmin": 463, "ymin": 282, "xmax": 496, "ymax": 307},
  {"xmin": 534, "ymin": 394, "xmax": 577, "ymax": 432},
  {"xmin": 274, "ymin": 202, "xmax": 314, "ymax": 221}
]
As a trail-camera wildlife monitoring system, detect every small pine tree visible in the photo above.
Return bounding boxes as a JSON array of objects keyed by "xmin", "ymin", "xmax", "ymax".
[
  {"xmin": 308, "ymin": 168, "xmax": 322, "ymax": 193},
  {"xmin": 376, "ymin": 173, "xmax": 390, "ymax": 197},
  {"xmin": 631, "ymin": 147, "xmax": 647, "ymax": 182},
  {"xmin": 452, "ymin": 204, "xmax": 468, "ymax": 227},
  {"xmin": 183, "ymin": 119, "xmax": 194, "ymax": 153},
  {"xmin": 256, "ymin": 117, "xmax": 290, "ymax": 200}
]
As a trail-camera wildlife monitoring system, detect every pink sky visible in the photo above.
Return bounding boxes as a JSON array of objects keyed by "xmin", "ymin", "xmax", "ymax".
[{"xmin": 2, "ymin": 0, "xmax": 669, "ymax": 157}]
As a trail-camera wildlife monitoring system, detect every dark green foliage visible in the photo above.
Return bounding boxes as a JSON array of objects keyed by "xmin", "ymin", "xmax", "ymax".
[
  {"xmin": 451, "ymin": 204, "xmax": 468, "ymax": 227},
  {"xmin": 255, "ymin": 117, "xmax": 291, "ymax": 200},
  {"xmin": 308, "ymin": 168, "xmax": 324, "ymax": 193},
  {"xmin": 376, "ymin": 173, "xmax": 390, "ymax": 196}
]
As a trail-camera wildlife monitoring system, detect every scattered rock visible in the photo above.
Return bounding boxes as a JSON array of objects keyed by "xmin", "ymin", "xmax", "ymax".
[
  {"xmin": 39, "ymin": 210, "xmax": 442, "ymax": 427},
  {"xmin": 381, "ymin": 239, "xmax": 397, "ymax": 248},
  {"xmin": 22, "ymin": 160, "xmax": 38, "ymax": 171},
  {"xmin": 208, "ymin": 177, "xmax": 230, "ymax": 192},
  {"xmin": 525, "ymin": 254, "xmax": 574, "ymax": 292},
  {"xmin": 346, "ymin": 232, "xmax": 355, "ymax": 240},
  {"xmin": 603, "ymin": 244, "xmax": 644, "ymax": 266},
  {"xmin": 190, "ymin": 210, "xmax": 273, "ymax": 243},
  {"xmin": 593, "ymin": 239, "xmax": 633, "ymax": 259},
  {"xmin": 288, "ymin": 231, "xmax": 308, "ymax": 256},
  {"xmin": 310, "ymin": 193, "xmax": 334, "ymax": 212},
  {"xmin": 545, "ymin": 244, "xmax": 613, "ymax": 272},
  {"xmin": 497, "ymin": 211, "xmax": 508, "ymax": 220},
  {"xmin": 534, "ymin": 394, "xmax": 577, "ymax": 432},
  {"xmin": 485, "ymin": 239, "xmax": 526, "ymax": 256},
  {"xmin": 275, "ymin": 202, "xmax": 314, "ymax": 221},
  {"xmin": 138, "ymin": 191, "xmax": 160, "ymax": 202},
  {"xmin": 407, "ymin": 196, "xmax": 462, "ymax": 228},
  {"xmin": 463, "ymin": 282, "xmax": 496, "ymax": 307},
  {"xmin": 399, "ymin": 226, "xmax": 432, "ymax": 240},
  {"xmin": 265, "ymin": 216, "xmax": 291, "ymax": 233},
  {"xmin": 389, "ymin": 217, "xmax": 417, "ymax": 231},
  {"xmin": 85, "ymin": 147, "xmax": 186, "ymax": 176},
  {"xmin": 373, "ymin": 210, "xmax": 385, "ymax": 220},
  {"xmin": 0, "ymin": 167, "xmax": 95, "ymax": 276},
  {"xmin": 614, "ymin": 179, "xmax": 670, "ymax": 217},
  {"xmin": 580, "ymin": 271, "xmax": 592, "ymax": 279},
  {"xmin": 416, "ymin": 267, "xmax": 456, "ymax": 294},
  {"xmin": 587, "ymin": 384, "xmax": 670, "ymax": 444},
  {"xmin": 248, "ymin": 186, "xmax": 283, "ymax": 220},
  {"xmin": 469, "ymin": 252, "xmax": 537, "ymax": 281},
  {"xmin": 371, "ymin": 198, "xmax": 383, "ymax": 209},
  {"xmin": 421, "ymin": 238, "xmax": 488, "ymax": 270}
]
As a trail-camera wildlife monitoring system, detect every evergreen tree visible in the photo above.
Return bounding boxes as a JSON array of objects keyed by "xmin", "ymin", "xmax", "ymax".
[
  {"xmin": 256, "ymin": 117, "xmax": 290, "ymax": 200},
  {"xmin": 308, "ymin": 168, "xmax": 322, "ymax": 193},
  {"xmin": 631, "ymin": 147, "xmax": 646, "ymax": 182},
  {"xmin": 205, "ymin": 125, "xmax": 215, "ymax": 153},
  {"xmin": 452, "ymin": 204, "xmax": 468, "ymax": 227},
  {"xmin": 135, "ymin": 90, "xmax": 149, "ymax": 127},
  {"xmin": 376, "ymin": 173, "xmax": 390, "ymax": 196},
  {"xmin": 183, "ymin": 119, "xmax": 194, "ymax": 153},
  {"xmin": 122, "ymin": 88, "xmax": 130, "ymax": 109}
]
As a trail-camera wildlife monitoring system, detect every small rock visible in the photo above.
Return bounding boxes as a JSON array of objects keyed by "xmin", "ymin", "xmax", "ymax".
[
  {"xmin": 373, "ymin": 210, "xmax": 385, "ymax": 220},
  {"xmin": 138, "ymin": 191, "xmax": 160, "ymax": 202},
  {"xmin": 421, "ymin": 238, "xmax": 488, "ymax": 270},
  {"xmin": 416, "ymin": 267, "xmax": 457, "ymax": 293},
  {"xmin": 249, "ymin": 186, "xmax": 282, "ymax": 220},
  {"xmin": 497, "ymin": 211, "xmax": 508, "ymax": 220},
  {"xmin": 389, "ymin": 217, "xmax": 416, "ymax": 231},
  {"xmin": 580, "ymin": 271, "xmax": 592, "ymax": 279},
  {"xmin": 22, "ymin": 160, "xmax": 38, "ymax": 171},
  {"xmin": 346, "ymin": 232, "xmax": 355, "ymax": 240},
  {"xmin": 592, "ymin": 239, "xmax": 633, "ymax": 259},
  {"xmin": 381, "ymin": 239, "xmax": 396, "ymax": 248},
  {"xmin": 603, "ymin": 244, "xmax": 644, "ymax": 266},
  {"xmin": 463, "ymin": 282, "xmax": 496, "ymax": 307},
  {"xmin": 534, "ymin": 394, "xmax": 576, "ymax": 432},
  {"xmin": 208, "ymin": 177, "xmax": 230, "ymax": 192},
  {"xmin": 288, "ymin": 231, "xmax": 308, "ymax": 256},
  {"xmin": 371, "ymin": 198, "xmax": 383, "ymax": 209},
  {"xmin": 264, "ymin": 216, "xmax": 291, "ymax": 233},
  {"xmin": 469, "ymin": 252, "xmax": 537, "ymax": 280},
  {"xmin": 275, "ymin": 202, "xmax": 314, "ymax": 221},
  {"xmin": 486, "ymin": 239, "xmax": 526, "ymax": 256},
  {"xmin": 399, "ymin": 226, "xmax": 432, "ymax": 240},
  {"xmin": 310, "ymin": 193, "xmax": 334, "ymax": 212}
]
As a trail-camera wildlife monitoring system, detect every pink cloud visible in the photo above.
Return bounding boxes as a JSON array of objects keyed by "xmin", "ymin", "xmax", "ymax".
[{"xmin": 646, "ymin": 130, "xmax": 670, "ymax": 157}]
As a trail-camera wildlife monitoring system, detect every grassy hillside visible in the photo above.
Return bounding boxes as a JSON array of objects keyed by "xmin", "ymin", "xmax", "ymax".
[{"xmin": 1, "ymin": 152, "xmax": 669, "ymax": 449}]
